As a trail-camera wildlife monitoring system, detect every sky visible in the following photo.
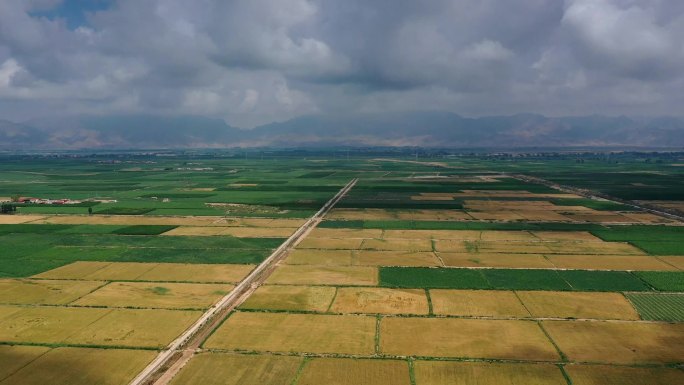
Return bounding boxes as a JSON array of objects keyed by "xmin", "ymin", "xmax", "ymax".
[{"xmin": 0, "ymin": 0, "xmax": 683, "ymax": 128}]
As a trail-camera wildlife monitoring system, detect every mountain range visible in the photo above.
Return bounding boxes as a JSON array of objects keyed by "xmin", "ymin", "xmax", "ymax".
[{"xmin": 1, "ymin": 112, "xmax": 683, "ymax": 150}]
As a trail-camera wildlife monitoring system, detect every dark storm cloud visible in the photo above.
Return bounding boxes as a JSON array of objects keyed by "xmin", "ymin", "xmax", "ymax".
[{"xmin": 0, "ymin": 0, "xmax": 683, "ymax": 127}]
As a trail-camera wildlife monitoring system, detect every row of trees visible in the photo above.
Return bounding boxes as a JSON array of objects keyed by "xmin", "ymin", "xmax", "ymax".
[{"xmin": 1, "ymin": 204, "xmax": 16, "ymax": 214}]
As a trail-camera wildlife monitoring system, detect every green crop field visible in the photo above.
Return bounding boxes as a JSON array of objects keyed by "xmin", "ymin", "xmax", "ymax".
[
  {"xmin": 558, "ymin": 270, "xmax": 651, "ymax": 292},
  {"xmin": 626, "ymin": 293, "xmax": 684, "ymax": 321},
  {"xmin": 635, "ymin": 272, "xmax": 684, "ymax": 291},
  {"xmin": 483, "ymin": 269, "xmax": 572, "ymax": 291},
  {"xmin": 379, "ymin": 267, "xmax": 491, "ymax": 289},
  {"xmin": 380, "ymin": 267, "xmax": 682, "ymax": 292}
]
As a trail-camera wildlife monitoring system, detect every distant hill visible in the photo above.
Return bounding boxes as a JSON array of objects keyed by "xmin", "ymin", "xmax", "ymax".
[{"xmin": 2, "ymin": 112, "xmax": 683, "ymax": 149}]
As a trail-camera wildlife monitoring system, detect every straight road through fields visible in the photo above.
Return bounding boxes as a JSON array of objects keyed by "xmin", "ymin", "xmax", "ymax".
[{"xmin": 128, "ymin": 178, "xmax": 358, "ymax": 385}]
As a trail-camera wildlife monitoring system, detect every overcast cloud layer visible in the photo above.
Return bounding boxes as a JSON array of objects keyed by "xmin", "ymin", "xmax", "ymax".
[{"xmin": 1, "ymin": 0, "xmax": 683, "ymax": 127}]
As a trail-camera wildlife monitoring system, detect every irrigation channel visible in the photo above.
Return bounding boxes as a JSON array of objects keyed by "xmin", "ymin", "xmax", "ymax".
[{"xmin": 129, "ymin": 178, "xmax": 359, "ymax": 385}]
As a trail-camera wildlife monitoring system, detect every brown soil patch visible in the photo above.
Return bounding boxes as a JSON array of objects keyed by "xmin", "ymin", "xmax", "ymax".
[
  {"xmin": 467, "ymin": 211, "xmax": 526, "ymax": 221},
  {"xmin": 430, "ymin": 290, "xmax": 530, "ymax": 318},
  {"xmin": 68, "ymin": 308, "xmax": 201, "ymax": 348},
  {"xmin": 0, "ymin": 215, "xmax": 45, "ymax": 224},
  {"xmin": 433, "ymin": 240, "xmax": 467, "ymax": 253},
  {"xmin": 327, "ymin": 209, "xmax": 397, "ymax": 220},
  {"xmin": 2, "ymin": 347, "xmax": 157, "ymax": 385},
  {"xmin": 383, "ymin": 230, "xmax": 480, "ymax": 240},
  {"xmin": 240, "ymin": 285, "xmax": 336, "ymax": 312},
  {"xmin": 169, "ymin": 353, "xmax": 301, "ymax": 385},
  {"xmin": 204, "ymin": 312, "xmax": 376, "ymax": 355},
  {"xmin": 438, "ymin": 253, "xmax": 554, "ymax": 269},
  {"xmin": 266, "ymin": 265, "xmax": 378, "ymax": 286},
  {"xmin": 0, "ymin": 345, "xmax": 52, "ymax": 381},
  {"xmin": 297, "ymin": 358, "xmax": 411, "ymax": 385},
  {"xmin": 355, "ymin": 251, "xmax": 441, "ymax": 267},
  {"xmin": 298, "ymin": 237, "xmax": 365, "ymax": 250},
  {"xmin": 0, "ymin": 279, "xmax": 104, "ymax": 305},
  {"xmin": 285, "ymin": 249, "xmax": 354, "ymax": 265},
  {"xmin": 136, "ymin": 263, "xmax": 255, "ymax": 283},
  {"xmin": 658, "ymin": 256, "xmax": 684, "ymax": 270},
  {"xmin": 532, "ymin": 231, "xmax": 602, "ymax": 241},
  {"xmin": 309, "ymin": 228, "xmax": 383, "ymax": 239},
  {"xmin": 480, "ymin": 231, "xmax": 538, "ymax": 241},
  {"xmin": 330, "ymin": 288, "xmax": 428, "ymax": 315},
  {"xmin": 33, "ymin": 262, "xmax": 151, "ymax": 281},
  {"xmin": 380, "ymin": 317, "xmax": 559, "ymax": 360},
  {"xmin": 73, "ymin": 281, "xmax": 234, "ymax": 309},
  {"xmin": 543, "ymin": 320, "xmax": 684, "ymax": 364},
  {"xmin": 413, "ymin": 361, "xmax": 567, "ymax": 385},
  {"xmin": 565, "ymin": 364, "xmax": 684, "ymax": 385},
  {"xmin": 361, "ymin": 238, "xmax": 433, "ymax": 252},
  {"xmin": 517, "ymin": 291, "xmax": 640, "ymax": 320}
]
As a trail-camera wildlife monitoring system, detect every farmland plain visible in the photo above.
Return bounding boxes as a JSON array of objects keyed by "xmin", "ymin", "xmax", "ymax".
[{"xmin": 1, "ymin": 151, "xmax": 683, "ymax": 384}]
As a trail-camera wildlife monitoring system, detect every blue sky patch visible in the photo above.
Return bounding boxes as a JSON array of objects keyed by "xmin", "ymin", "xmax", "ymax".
[{"xmin": 30, "ymin": 0, "xmax": 113, "ymax": 29}]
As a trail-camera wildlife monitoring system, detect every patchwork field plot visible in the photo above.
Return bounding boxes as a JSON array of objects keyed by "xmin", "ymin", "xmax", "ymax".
[
  {"xmin": 413, "ymin": 361, "xmax": 568, "ymax": 385},
  {"xmin": 516, "ymin": 291, "xmax": 640, "ymax": 320},
  {"xmin": 659, "ymin": 256, "xmax": 684, "ymax": 269},
  {"xmin": 0, "ymin": 306, "xmax": 110, "ymax": 344},
  {"xmin": 329, "ymin": 287, "xmax": 429, "ymax": 315},
  {"xmin": 0, "ymin": 306, "xmax": 201, "ymax": 348},
  {"xmin": 0, "ymin": 279, "xmax": 105, "ymax": 305},
  {"xmin": 284, "ymin": 249, "xmax": 355, "ymax": 265},
  {"xmin": 360, "ymin": 238, "xmax": 433, "ymax": 252},
  {"xmin": 34, "ymin": 261, "xmax": 255, "ymax": 283},
  {"xmin": 564, "ymin": 364, "xmax": 684, "ymax": 385},
  {"xmin": 298, "ymin": 237, "xmax": 364, "ymax": 250},
  {"xmin": 356, "ymin": 250, "xmax": 442, "ymax": 267},
  {"xmin": 543, "ymin": 320, "xmax": 684, "ymax": 364},
  {"xmin": 73, "ymin": 281, "xmax": 234, "ymax": 309},
  {"xmin": 380, "ymin": 317, "xmax": 559, "ymax": 360},
  {"xmin": 297, "ymin": 358, "xmax": 411, "ymax": 385},
  {"xmin": 168, "ymin": 353, "xmax": 302, "ymax": 385},
  {"xmin": 0, "ymin": 215, "xmax": 44, "ymax": 224},
  {"xmin": 204, "ymin": 312, "xmax": 376, "ymax": 354},
  {"xmin": 0, "ymin": 345, "xmax": 51, "ymax": 381},
  {"xmin": 240, "ymin": 285, "xmax": 337, "ymax": 312},
  {"xmin": 60, "ymin": 262, "xmax": 160, "ymax": 281},
  {"xmin": 438, "ymin": 252, "xmax": 554, "ymax": 269},
  {"xmin": 66, "ymin": 308, "xmax": 201, "ymax": 348},
  {"xmin": 266, "ymin": 265, "xmax": 378, "ymax": 286},
  {"xmin": 135, "ymin": 263, "xmax": 255, "ymax": 283},
  {"xmin": 31, "ymin": 261, "xmax": 114, "ymax": 279},
  {"xmin": 429, "ymin": 289, "xmax": 530, "ymax": 318},
  {"xmin": 0, "ymin": 347, "xmax": 156, "ymax": 385}
]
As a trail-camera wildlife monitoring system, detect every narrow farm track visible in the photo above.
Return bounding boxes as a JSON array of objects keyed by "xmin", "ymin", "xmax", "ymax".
[{"xmin": 128, "ymin": 179, "xmax": 358, "ymax": 385}]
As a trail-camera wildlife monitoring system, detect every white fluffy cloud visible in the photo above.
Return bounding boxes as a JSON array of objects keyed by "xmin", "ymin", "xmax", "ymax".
[{"xmin": 0, "ymin": 0, "xmax": 683, "ymax": 127}]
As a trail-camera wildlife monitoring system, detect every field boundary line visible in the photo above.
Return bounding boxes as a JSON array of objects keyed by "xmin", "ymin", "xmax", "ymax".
[
  {"xmin": 537, "ymin": 320, "xmax": 568, "ymax": 362},
  {"xmin": 128, "ymin": 179, "xmax": 358, "ymax": 385}
]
